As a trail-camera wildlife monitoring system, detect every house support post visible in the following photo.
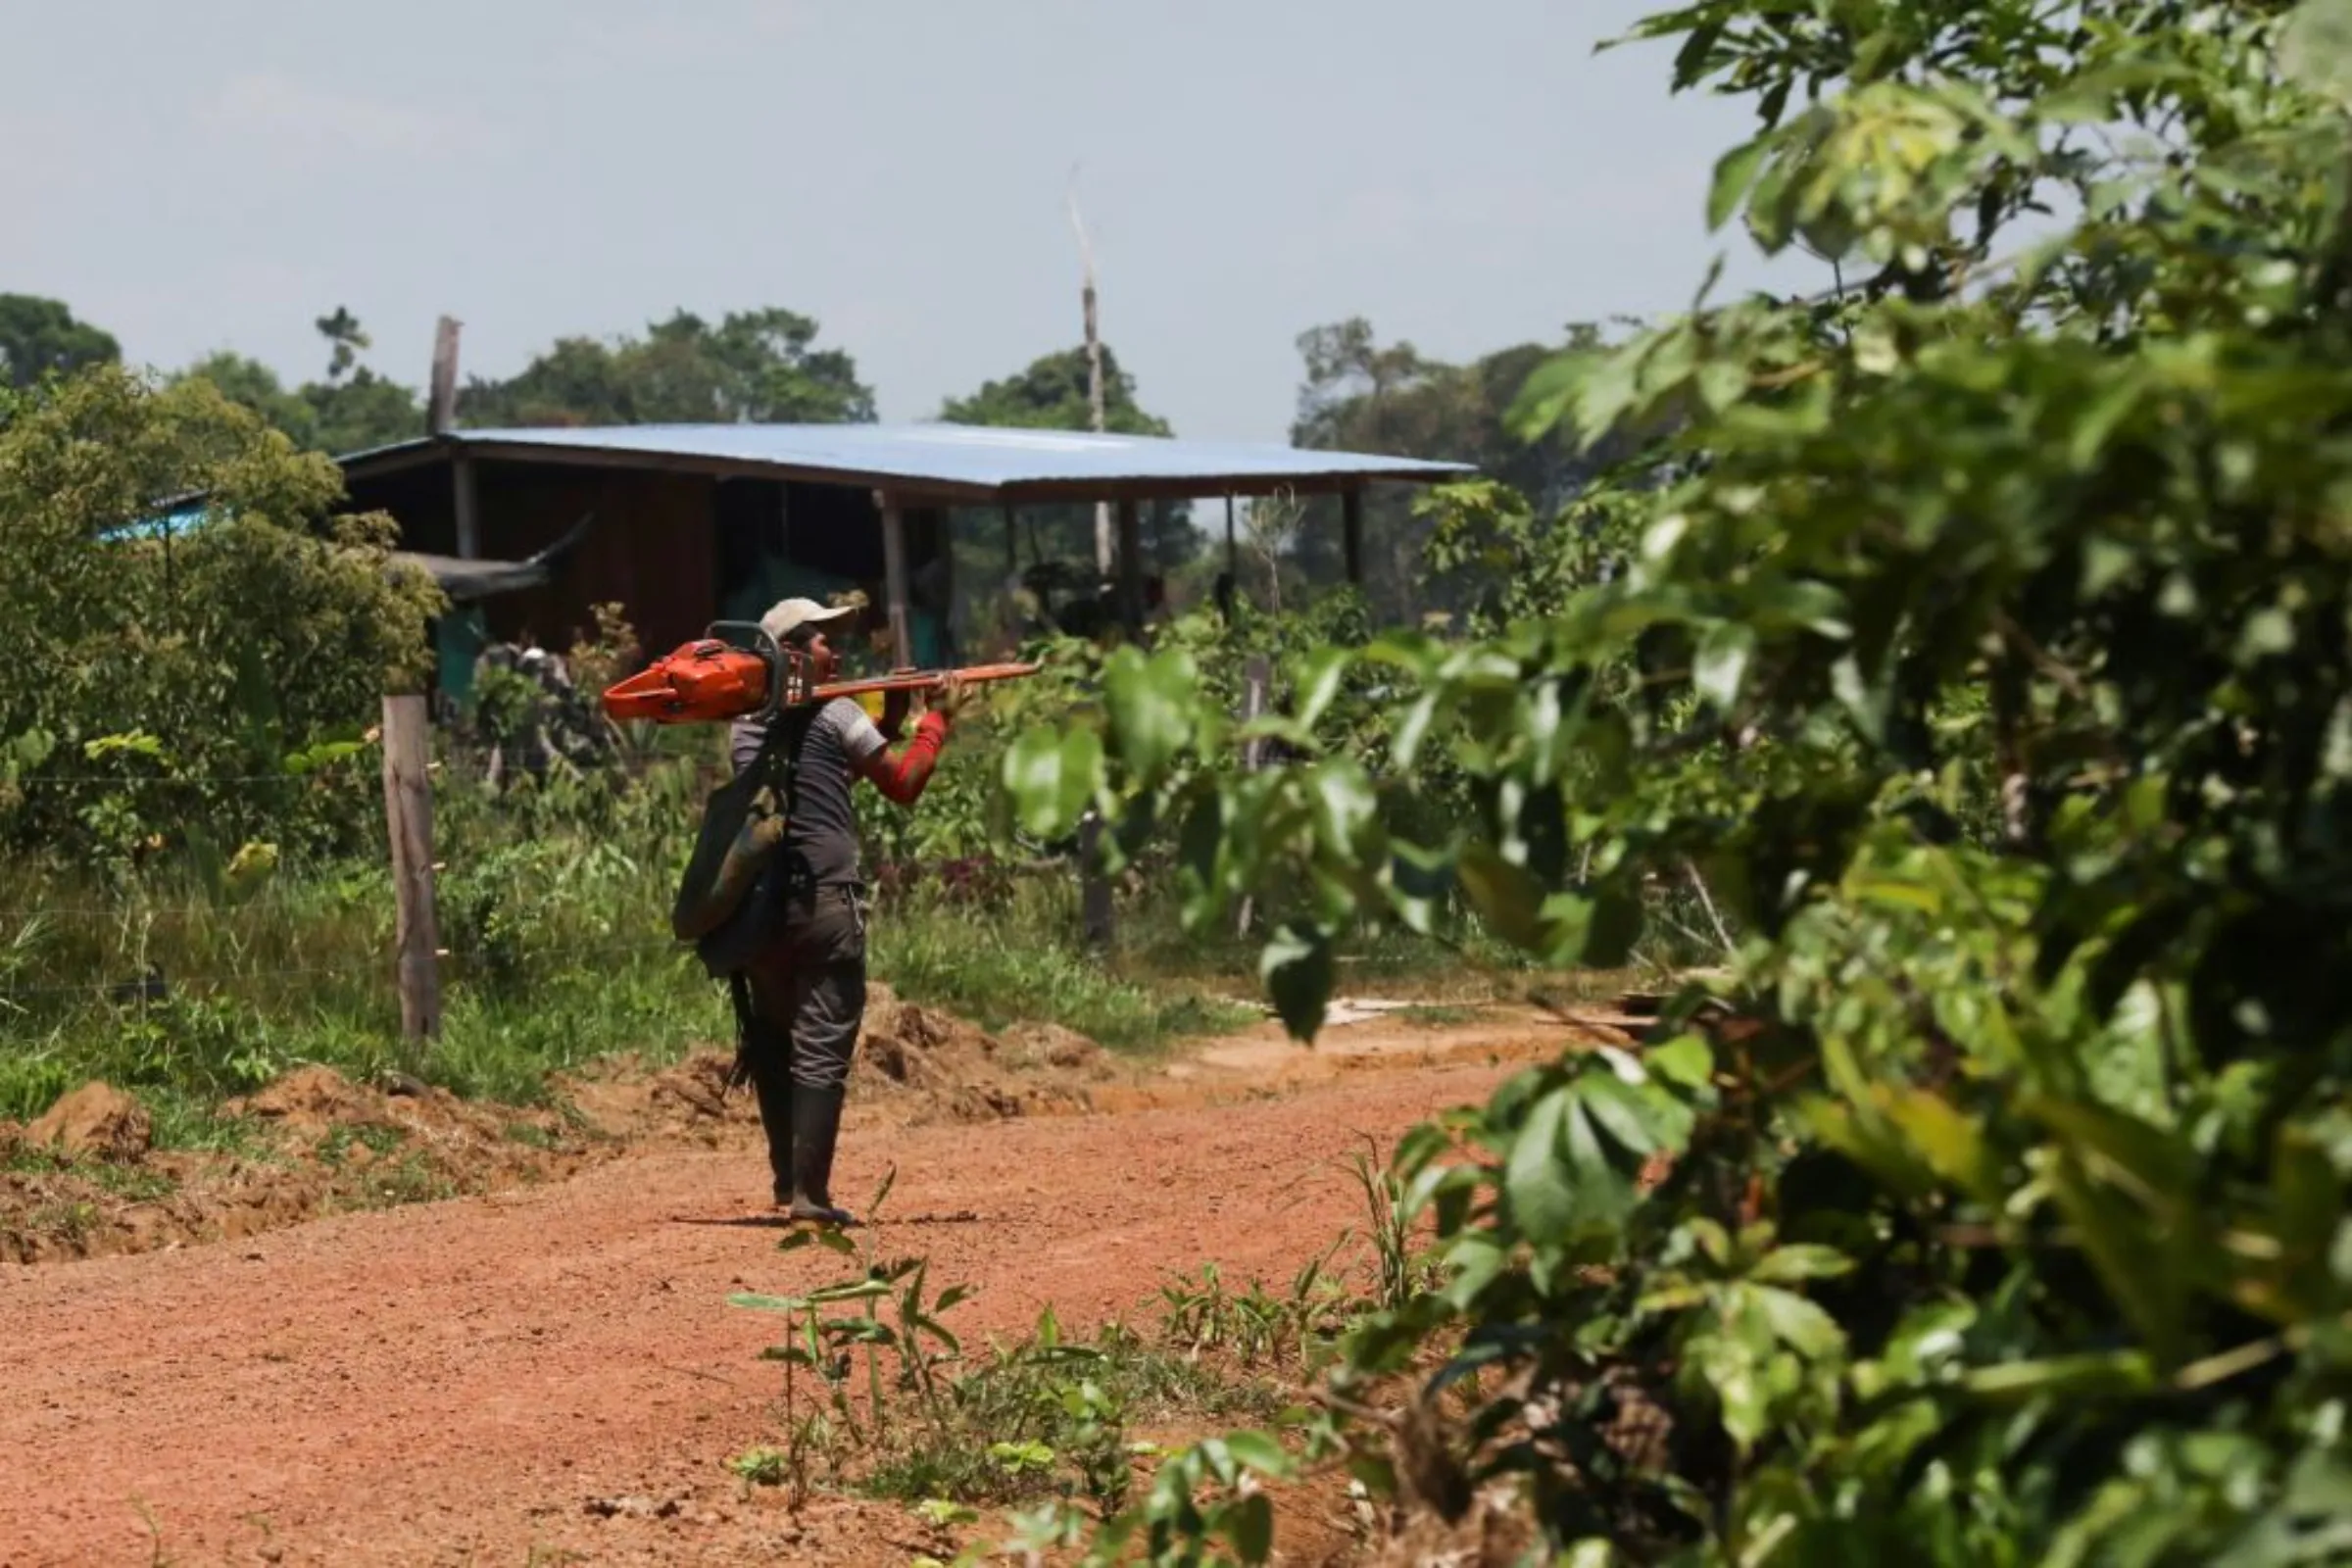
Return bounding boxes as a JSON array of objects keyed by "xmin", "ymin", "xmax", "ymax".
[
  {"xmin": 1116, "ymin": 498, "xmax": 1144, "ymax": 636},
  {"xmin": 879, "ymin": 490, "xmax": 913, "ymax": 667},
  {"xmin": 1342, "ymin": 487, "xmax": 1364, "ymax": 589}
]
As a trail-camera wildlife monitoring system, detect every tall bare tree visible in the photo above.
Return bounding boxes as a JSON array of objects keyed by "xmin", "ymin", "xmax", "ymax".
[
  {"xmin": 1244, "ymin": 488, "xmax": 1304, "ymax": 615},
  {"xmin": 1067, "ymin": 170, "xmax": 1113, "ymax": 577}
]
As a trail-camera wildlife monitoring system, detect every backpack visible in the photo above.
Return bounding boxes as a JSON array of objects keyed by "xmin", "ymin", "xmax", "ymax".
[{"xmin": 671, "ymin": 708, "xmax": 815, "ymax": 981}]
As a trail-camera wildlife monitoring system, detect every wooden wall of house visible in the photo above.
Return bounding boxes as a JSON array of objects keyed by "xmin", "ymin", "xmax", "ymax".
[
  {"xmin": 480, "ymin": 466, "xmax": 716, "ymax": 658},
  {"xmin": 345, "ymin": 455, "xmax": 949, "ymax": 681}
]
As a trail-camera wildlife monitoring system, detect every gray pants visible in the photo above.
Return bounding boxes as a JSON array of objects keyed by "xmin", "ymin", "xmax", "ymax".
[{"xmin": 742, "ymin": 883, "xmax": 868, "ymax": 1092}]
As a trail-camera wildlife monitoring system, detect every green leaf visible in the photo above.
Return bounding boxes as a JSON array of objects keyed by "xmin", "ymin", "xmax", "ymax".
[
  {"xmin": 1504, "ymin": 1069, "xmax": 1673, "ymax": 1241},
  {"xmin": 1505, "ymin": 1084, "xmax": 1582, "ymax": 1236},
  {"xmin": 1882, "ymin": 1088, "xmax": 2001, "ymax": 1203},
  {"xmin": 1649, "ymin": 1032, "xmax": 1715, "ymax": 1091},
  {"xmin": 1390, "ymin": 691, "xmax": 1440, "ymax": 769},
  {"xmin": 1508, "ymin": 347, "xmax": 1605, "ymax": 442},
  {"xmin": 1307, "ymin": 760, "xmax": 1378, "ymax": 856},
  {"xmin": 1962, "ymin": 1349, "xmax": 2155, "ymax": 1404},
  {"xmin": 1102, "ymin": 646, "xmax": 1197, "ymax": 782},
  {"xmin": 1694, "ymin": 621, "xmax": 1756, "ymax": 711},
  {"xmin": 1219, "ymin": 1431, "xmax": 1294, "ymax": 1477},
  {"xmin": 2284, "ymin": 0, "xmax": 2352, "ymax": 107},
  {"xmin": 1291, "ymin": 648, "xmax": 1354, "ymax": 731},
  {"xmin": 1259, "ymin": 923, "xmax": 1334, "ymax": 1042},
  {"xmin": 1457, "ymin": 841, "xmax": 1548, "ymax": 951},
  {"xmin": 1696, "ymin": 356, "xmax": 1750, "ymax": 414},
  {"xmin": 1751, "ymin": 1284, "xmax": 1846, "ymax": 1358},
  {"xmin": 1579, "ymin": 1072, "xmax": 1695, "ymax": 1160},
  {"xmin": 1002, "ymin": 725, "xmax": 1102, "ymax": 838},
  {"xmin": 1749, "ymin": 1246, "xmax": 1855, "ymax": 1286},
  {"xmin": 1222, "ymin": 1492, "xmax": 1276, "ymax": 1563},
  {"xmin": 1751, "ymin": 579, "xmax": 1852, "ymax": 639},
  {"xmin": 1709, "ymin": 135, "xmax": 1772, "ymax": 230}
]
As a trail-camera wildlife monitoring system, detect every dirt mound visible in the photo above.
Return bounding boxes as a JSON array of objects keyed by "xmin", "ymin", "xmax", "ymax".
[
  {"xmin": 24, "ymin": 1080, "xmax": 152, "ymax": 1161},
  {"xmin": 2, "ymin": 992, "xmax": 1123, "ymax": 1266},
  {"xmin": 558, "ymin": 989, "xmax": 1113, "ymax": 1141},
  {"xmin": 855, "ymin": 984, "xmax": 1104, "ymax": 1122},
  {"xmin": 233, "ymin": 1062, "xmax": 397, "ymax": 1133},
  {"xmin": 1, "ymin": 1065, "xmax": 601, "ymax": 1265},
  {"xmin": 561, "ymin": 1050, "xmax": 756, "ymax": 1143}
]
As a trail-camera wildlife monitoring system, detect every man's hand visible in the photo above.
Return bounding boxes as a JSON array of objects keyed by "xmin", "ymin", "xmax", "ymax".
[{"xmin": 923, "ymin": 674, "xmax": 969, "ymax": 721}]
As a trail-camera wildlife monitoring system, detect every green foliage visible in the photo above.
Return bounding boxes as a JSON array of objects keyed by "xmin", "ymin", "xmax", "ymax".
[
  {"xmin": 939, "ymin": 344, "xmax": 1171, "ymax": 440},
  {"xmin": 0, "ymin": 364, "xmax": 441, "ymax": 870},
  {"xmin": 734, "ymin": 1222, "xmax": 1271, "ymax": 1523},
  {"xmin": 998, "ymin": 0, "xmax": 2352, "ymax": 1559},
  {"xmin": 1284, "ymin": 318, "xmax": 1640, "ymax": 622},
  {"xmin": 171, "ymin": 306, "xmax": 423, "ymax": 457},
  {"xmin": 459, "ymin": 307, "xmax": 875, "ymax": 427},
  {"xmin": 940, "ymin": 343, "xmax": 1197, "ymax": 584},
  {"xmin": 0, "ymin": 294, "xmax": 119, "ymax": 390}
]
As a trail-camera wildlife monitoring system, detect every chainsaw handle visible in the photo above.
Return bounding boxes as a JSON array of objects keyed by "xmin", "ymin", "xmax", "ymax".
[{"xmin": 705, "ymin": 620, "xmax": 791, "ymax": 721}]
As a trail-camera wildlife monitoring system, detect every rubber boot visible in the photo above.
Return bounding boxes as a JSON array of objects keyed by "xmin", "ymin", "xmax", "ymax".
[
  {"xmin": 744, "ymin": 1025, "xmax": 795, "ymax": 1206},
  {"xmin": 786, "ymin": 1083, "xmax": 854, "ymax": 1227}
]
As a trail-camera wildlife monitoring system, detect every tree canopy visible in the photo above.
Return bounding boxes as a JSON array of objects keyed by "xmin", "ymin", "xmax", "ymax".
[
  {"xmin": 1281, "ymin": 317, "xmax": 1635, "ymax": 623},
  {"xmin": 0, "ymin": 295, "xmax": 121, "ymax": 390},
  {"xmin": 173, "ymin": 312, "xmax": 422, "ymax": 459},
  {"xmin": 939, "ymin": 343, "xmax": 1171, "ymax": 437},
  {"xmin": 459, "ymin": 307, "xmax": 875, "ymax": 428},
  {"xmin": 939, "ymin": 344, "xmax": 1198, "ymax": 589},
  {"xmin": 0, "ymin": 366, "xmax": 439, "ymax": 866}
]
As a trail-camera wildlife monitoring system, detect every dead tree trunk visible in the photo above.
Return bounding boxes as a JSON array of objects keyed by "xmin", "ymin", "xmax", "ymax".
[{"xmin": 1068, "ymin": 174, "xmax": 1113, "ymax": 578}]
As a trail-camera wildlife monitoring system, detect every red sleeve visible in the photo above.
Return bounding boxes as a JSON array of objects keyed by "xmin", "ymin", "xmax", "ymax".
[{"xmin": 858, "ymin": 711, "xmax": 950, "ymax": 805}]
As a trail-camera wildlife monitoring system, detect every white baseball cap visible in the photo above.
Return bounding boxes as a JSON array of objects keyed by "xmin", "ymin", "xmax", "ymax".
[{"xmin": 758, "ymin": 596, "xmax": 857, "ymax": 644}]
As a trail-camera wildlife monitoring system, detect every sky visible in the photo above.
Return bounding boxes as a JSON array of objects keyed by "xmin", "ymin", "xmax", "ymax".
[{"xmin": 4, "ymin": 0, "xmax": 1827, "ymax": 445}]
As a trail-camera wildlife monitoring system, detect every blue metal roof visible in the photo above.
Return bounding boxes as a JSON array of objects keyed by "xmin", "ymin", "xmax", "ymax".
[{"xmin": 338, "ymin": 422, "xmax": 1471, "ymax": 499}]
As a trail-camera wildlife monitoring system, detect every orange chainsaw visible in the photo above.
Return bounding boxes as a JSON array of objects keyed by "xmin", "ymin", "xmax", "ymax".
[{"xmin": 602, "ymin": 621, "xmax": 1040, "ymax": 726}]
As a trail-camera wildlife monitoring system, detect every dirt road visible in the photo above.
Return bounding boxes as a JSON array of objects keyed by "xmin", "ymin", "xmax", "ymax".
[{"xmin": 0, "ymin": 1015, "xmax": 1584, "ymax": 1567}]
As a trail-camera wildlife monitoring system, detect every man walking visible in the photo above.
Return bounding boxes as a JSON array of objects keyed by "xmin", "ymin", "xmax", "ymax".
[{"xmin": 728, "ymin": 597, "xmax": 963, "ymax": 1225}]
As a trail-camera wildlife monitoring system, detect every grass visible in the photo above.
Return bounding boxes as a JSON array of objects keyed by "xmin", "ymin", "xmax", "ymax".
[
  {"xmin": 874, "ymin": 884, "xmax": 1256, "ymax": 1054},
  {"xmin": 858, "ymin": 1317, "xmax": 1277, "ymax": 1511},
  {"xmin": 732, "ymin": 1221, "xmax": 1301, "ymax": 1524},
  {"xmin": 1394, "ymin": 1003, "xmax": 1482, "ymax": 1028},
  {"xmin": 721, "ymin": 1127, "xmax": 1442, "ymax": 1562},
  {"xmin": 3, "ymin": 1143, "xmax": 179, "ymax": 1202},
  {"xmin": 0, "ymin": 752, "xmax": 1593, "ymax": 1140}
]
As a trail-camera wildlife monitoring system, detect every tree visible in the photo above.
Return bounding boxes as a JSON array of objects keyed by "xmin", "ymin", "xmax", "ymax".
[
  {"xmin": 303, "ymin": 305, "xmax": 423, "ymax": 453},
  {"xmin": 315, "ymin": 306, "xmax": 368, "ymax": 380},
  {"xmin": 305, "ymin": 306, "xmax": 420, "ymax": 454},
  {"xmin": 938, "ymin": 344, "xmax": 1198, "ymax": 610},
  {"xmin": 0, "ymin": 295, "xmax": 120, "ymax": 389},
  {"xmin": 0, "ymin": 365, "xmax": 439, "ymax": 866},
  {"xmin": 172, "ymin": 310, "xmax": 422, "ymax": 457},
  {"xmin": 1002, "ymin": 0, "xmax": 2352, "ymax": 1559},
  {"xmin": 459, "ymin": 308, "xmax": 875, "ymax": 427},
  {"xmin": 1284, "ymin": 318, "xmax": 1630, "ymax": 623},
  {"xmin": 174, "ymin": 353, "xmax": 318, "ymax": 449},
  {"xmin": 940, "ymin": 342, "xmax": 1171, "ymax": 439},
  {"xmin": 305, "ymin": 368, "xmax": 420, "ymax": 456}
]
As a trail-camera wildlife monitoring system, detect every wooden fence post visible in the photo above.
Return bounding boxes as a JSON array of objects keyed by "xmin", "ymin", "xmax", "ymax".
[
  {"xmin": 381, "ymin": 693, "xmax": 442, "ymax": 1046},
  {"xmin": 1079, "ymin": 809, "xmax": 1114, "ymax": 952},
  {"xmin": 1235, "ymin": 654, "xmax": 1270, "ymax": 939}
]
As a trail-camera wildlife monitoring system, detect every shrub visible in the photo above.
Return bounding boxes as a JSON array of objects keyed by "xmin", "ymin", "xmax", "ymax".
[{"xmin": 0, "ymin": 365, "xmax": 440, "ymax": 872}]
